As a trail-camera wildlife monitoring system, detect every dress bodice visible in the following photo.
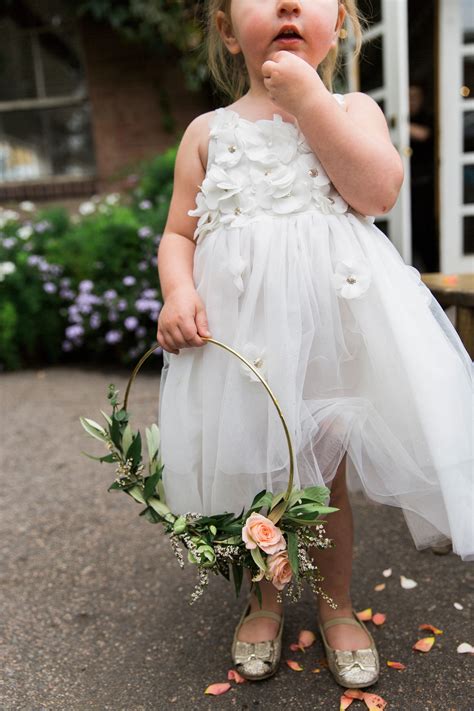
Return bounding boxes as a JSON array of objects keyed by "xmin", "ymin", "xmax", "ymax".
[{"xmin": 188, "ymin": 94, "xmax": 374, "ymax": 244}]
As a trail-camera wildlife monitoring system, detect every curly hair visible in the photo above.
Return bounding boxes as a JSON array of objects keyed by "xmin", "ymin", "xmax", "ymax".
[{"xmin": 204, "ymin": 0, "xmax": 366, "ymax": 102}]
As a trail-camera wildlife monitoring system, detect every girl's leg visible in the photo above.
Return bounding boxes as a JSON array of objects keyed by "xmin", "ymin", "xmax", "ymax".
[
  {"xmin": 236, "ymin": 573, "xmax": 283, "ymax": 643},
  {"xmin": 309, "ymin": 452, "xmax": 371, "ymax": 650}
]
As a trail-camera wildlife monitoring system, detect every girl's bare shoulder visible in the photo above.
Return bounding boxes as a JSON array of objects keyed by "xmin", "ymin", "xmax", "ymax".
[{"xmin": 183, "ymin": 110, "xmax": 219, "ymax": 172}]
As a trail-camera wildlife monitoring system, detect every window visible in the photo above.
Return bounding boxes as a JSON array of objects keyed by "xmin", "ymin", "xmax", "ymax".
[{"xmin": 0, "ymin": 0, "xmax": 95, "ymax": 183}]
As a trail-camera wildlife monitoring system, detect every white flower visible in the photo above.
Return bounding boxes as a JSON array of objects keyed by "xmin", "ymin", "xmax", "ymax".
[
  {"xmin": 17, "ymin": 225, "xmax": 33, "ymax": 240},
  {"xmin": 333, "ymin": 258, "xmax": 372, "ymax": 299},
  {"xmin": 19, "ymin": 200, "xmax": 35, "ymax": 212},
  {"xmin": 78, "ymin": 201, "xmax": 96, "ymax": 216},
  {"xmin": 239, "ymin": 342, "xmax": 267, "ymax": 383},
  {"xmin": 228, "ymin": 255, "xmax": 247, "ymax": 292},
  {"xmin": 0, "ymin": 261, "xmax": 16, "ymax": 281},
  {"xmin": 105, "ymin": 193, "xmax": 120, "ymax": 205}
]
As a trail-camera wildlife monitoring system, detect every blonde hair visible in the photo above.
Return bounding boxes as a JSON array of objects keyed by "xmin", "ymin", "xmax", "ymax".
[{"xmin": 205, "ymin": 0, "xmax": 365, "ymax": 102}]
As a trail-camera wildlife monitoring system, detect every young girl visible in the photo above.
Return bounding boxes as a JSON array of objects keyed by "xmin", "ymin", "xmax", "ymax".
[{"xmin": 156, "ymin": 0, "xmax": 473, "ymax": 688}]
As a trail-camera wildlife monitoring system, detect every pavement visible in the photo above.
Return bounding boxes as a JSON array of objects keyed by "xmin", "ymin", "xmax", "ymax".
[{"xmin": 0, "ymin": 364, "xmax": 472, "ymax": 711}]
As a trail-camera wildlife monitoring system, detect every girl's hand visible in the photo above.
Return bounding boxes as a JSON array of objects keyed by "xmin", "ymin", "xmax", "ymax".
[
  {"xmin": 261, "ymin": 50, "xmax": 320, "ymax": 117},
  {"xmin": 157, "ymin": 286, "xmax": 211, "ymax": 355}
]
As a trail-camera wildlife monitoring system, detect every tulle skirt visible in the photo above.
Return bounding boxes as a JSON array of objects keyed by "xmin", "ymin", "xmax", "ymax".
[{"xmin": 158, "ymin": 210, "xmax": 474, "ymax": 562}]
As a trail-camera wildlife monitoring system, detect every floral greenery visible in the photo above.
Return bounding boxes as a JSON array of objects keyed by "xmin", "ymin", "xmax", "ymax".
[
  {"xmin": 0, "ymin": 148, "xmax": 177, "ymax": 372},
  {"xmin": 80, "ymin": 382, "xmax": 340, "ymax": 606}
]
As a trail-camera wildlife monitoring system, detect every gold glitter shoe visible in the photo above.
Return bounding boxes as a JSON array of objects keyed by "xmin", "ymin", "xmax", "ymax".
[
  {"xmin": 318, "ymin": 609, "xmax": 379, "ymax": 688},
  {"xmin": 231, "ymin": 602, "xmax": 284, "ymax": 681}
]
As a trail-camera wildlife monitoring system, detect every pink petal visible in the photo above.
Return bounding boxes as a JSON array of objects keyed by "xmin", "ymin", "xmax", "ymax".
[
  {"xmin": 204, "ymin": 682, "xmax": 231, "ymax": 695},
  {"xmin": 298, "ymin": 629, "xmax": 316, "ymax": 648},
  {"xmin": 374, "ymin": 583, "xmax": 386, "ymax": 592},
  {"xmin": 387, "ymin": 660, "xmax": 406, "ymax": 670},
  {"xmin": 356, "ymin": 608, "xmax": 372, "ymax": 621},
  {"xmin": 286, "ymin": 659, "xmax": 304, "ymax": 671},
  {"xmin": 412, "ymin": 636, "xmax": 435, "ymax": 652},
  {"xmin": 340, "ymin": 695, "xmax": 355, "ymax": 709},
  {"xmin": 227, "ymin": 669, "xmax": 246, "ymax": 683},
  {"xmin": 372, "ymin": 612, "xmax": 386, "ymax": 626},
  {"xmin": 363, "ymin": 692, "xmax": 388, "ymax": 710}
]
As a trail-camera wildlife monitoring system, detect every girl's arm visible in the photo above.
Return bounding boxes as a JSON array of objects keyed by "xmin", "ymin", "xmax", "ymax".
[
  {"xmin": 157, "ymin": 115, "xmax": 212, "ymax": 354},
  {"xmin": 296, "ymin": 89, "xmax": 404, "ymax": 217}
]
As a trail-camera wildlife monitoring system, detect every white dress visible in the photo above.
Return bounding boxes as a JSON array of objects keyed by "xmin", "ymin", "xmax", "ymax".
[{"xmin": 158, "ymin": 94, "xmax": 474, "ymax": 562}]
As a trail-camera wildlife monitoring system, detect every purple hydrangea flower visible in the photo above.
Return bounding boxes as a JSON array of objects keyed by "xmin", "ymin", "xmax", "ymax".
[
  {"xmin": 136, "ymin": 326, "xmax": 147, "ymax": 338},
  {"xmin": 90, "ymin": 313, "xmax": 101, "ymax": 329},
  {"xmin": 43, "ymin": 282, "xmax": 57, "ymax": 294},
  {"xmin": 117, "ymin": 299, "xmax": 127, "ymax": 311},
  {"xmin": 2, "ymin": 237, "xmax": 16, "ymax": 249},
  {"xmin": 79, "ymin": 279, "xmax": 94, "ymax": 293},
  {"xmin": 138, "ymin": 260, "xmax": 148, "ymax": 272},
  {"xmin": 108, "ymin": 311, "xmax": 119, "ymax": 322},
  {"xmin": 123, "ymin": 275, "xmax": 136, "ymax": 286},
  {"xmin": 105, "ymin": 330, "xmax": 122, "ymax": 344},
  {"xmin": 138, "ymin": 226, "xmax": 152, "ymax": 238},
  {"xmin": 124, "ymin": 316, "xmax": 139, "ymax": 331},
  {"xmin": 66, "ymin": 324, "xmax": 84, "ymax": 339},
  {"xmin": 103, "ymin": 289, "xmax": 117, "ymax": 301},
  {"xmin": 62, "ymin": 341, "xmax": 73, "ymax": 352},
  {"xmin": 139, "ymin": 199, "xmax": 152, "ymax": 210}
]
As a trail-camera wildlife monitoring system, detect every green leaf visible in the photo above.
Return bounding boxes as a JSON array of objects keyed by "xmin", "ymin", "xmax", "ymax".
[
  {"xmin": 122, "ymin": 423, "xmax": 133, "ymax": 458},
  {"xmin": 81, "ymin": 450, "xmax": 115, "ymax": 463},
  {"xmin": 297, "ymin": 485, "xmax": 331, "ymax": 504},
  {"xmin": 100, "ymin": 409, "xmax": 113, "ymax": 426},
  {"xmin": 108, "ymin": 481, "xmax": 123, "ymax": 491},
  {"xmin": 127, "ymin": 485, "xmax": 146, "ymax": 504},
  {"xmin": 115, "ymin": 409, "xmax": 128, "ymax": 422},
  {"xmin": 146, "ymin": 423, "xmax": 161, "ymax": 461},
  {"xmin": 287, "ymin": 531, "xmax": 299, "ymax": 581},
  {"xmin": 148, "ymin": 496, "xmax": 173, "ymax": 519},
  {"xmin": 232, "ymin": 563, "xmax": 243, "ymax": 597},
  {"xmin": 142, "ymin": 507, "xmax": 161, "ymax": 524},
  {"xmin": 110, "ymin": 417, "xmax": 123, "ymax": 451},
  {"xmin": 270, "ymin": 489, "xmax": 286, "ymax": 511},
  {"xmin": 126, "ymin": 431, "xmax": 142, "ymax": 466},
  {"xmin": 79, "ymin": 416, "xmax": 108, "ymax": 442},
  {"xmin": 250, "ymin": 546, "xmax": 267, "ymax": 572},
  {"xmin": 248, "ymin": 489, "xmax": 271, "ymax": 511},
  {"xmin": 143, "ymin": 469, "xmax": 160, "ymax": 502}
]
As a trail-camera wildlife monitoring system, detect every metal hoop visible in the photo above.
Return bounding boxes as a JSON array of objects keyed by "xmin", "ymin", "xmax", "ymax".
[{"xmin": 123, "ymin": 338, "xmax": 295, "ymax": 523}]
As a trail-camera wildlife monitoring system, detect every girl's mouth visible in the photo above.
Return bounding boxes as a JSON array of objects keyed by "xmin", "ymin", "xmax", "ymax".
[{"xmin": 274, "ymin": 36, "xmax": 303, "ymax": 45}]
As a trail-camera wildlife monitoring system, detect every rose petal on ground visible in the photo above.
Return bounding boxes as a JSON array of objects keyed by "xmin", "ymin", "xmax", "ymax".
[
  {"xmin": 372, "ymin": 612, "xmax": 386, "ymax": 626},
  {"xmin": 227, "ymin": 669, "xmax": 246, "ymax": 683},
  {"xmin": 311, "ymin": 667, "xmax": 321, "ymax": 673},
  {"xmin": 454, "ymin": 602, "xmax": 464, "ymax": 610},
  {"xmin": 316, "ymin": 656, "xmax": 329, "ymax": 667},
  {"xmin": 374, "ymin": 583, "xmax": 386, "ymax": 591},
  {"xmin": 363, "ymin": 692, "xmax": 388, "ymax": 710},
  {"xmin": 204, "ymin": 682, "xmax": 231, "ymax": 695},
  {"xmin": 286, "ymin": 660, "xmax": 304, "ymax": 671},
  {"xmin": 290, "ymin": 642, "xmax": 304, "ymax": 652},
  {"xmin": 356, "ymin": 608, "xmax": 373, "ymax": 621},
  {"xmin": 345, "ymin": 689, "xmax": 365, "ymax": 699},
  {"xmin": 298, "ymin": 629, "xmax": 316, "ymax": 648},
  {"xmin": 418, "ymin": 624, "xmax": 443, "ymax": 635},
  {"xmin": 457, "ymin": 643, "xmax": 474, "ymax": 654},
  {"xmin": 340, "ymin": 694, "xmax": 355, "ymax": 709},
  {"xmin": 413, "ymin": 636, "xmax": 435, "ymax": 652},
  {"xmin": 382, "ymin": 568, "xmax": 392, "ymax": 577},
  {"xmin": 387, "ymin": 660, "xmax": 407, "ymax": 670},
  {"xmin": 400, "ymin": 575, "xmax": 418, "ymax": 589}
]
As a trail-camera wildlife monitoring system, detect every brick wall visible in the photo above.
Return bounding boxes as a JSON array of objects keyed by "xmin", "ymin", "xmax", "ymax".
[{"xmin": 79, "ymin": 19, "xmax": 210, "ymax": 188}]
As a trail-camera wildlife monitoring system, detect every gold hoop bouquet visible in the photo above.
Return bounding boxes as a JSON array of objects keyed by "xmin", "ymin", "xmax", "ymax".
[{"xmin": 80, "ymin": 338, "xmax": 339, "ymax": 606}]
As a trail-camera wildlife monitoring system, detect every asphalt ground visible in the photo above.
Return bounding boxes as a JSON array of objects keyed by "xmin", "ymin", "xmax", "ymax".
[{"xmin": 0, "ymin": 365, "xmax": 472, "ymax": 711}]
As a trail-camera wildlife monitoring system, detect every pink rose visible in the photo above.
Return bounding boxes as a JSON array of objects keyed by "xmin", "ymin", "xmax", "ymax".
[
  {"xmin": 266, "ymin": 550, "xmax": 293, "ymax": 590},
  {"xmin": 242, "ymin": 512, "xmax": 286, "ymax": 555}
]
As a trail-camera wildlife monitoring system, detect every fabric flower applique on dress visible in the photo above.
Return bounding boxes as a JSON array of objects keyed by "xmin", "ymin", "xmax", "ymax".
[
  {"xmin": 333, "ymin": 258, "xmax": 372, "ymax": 299},
  {"xmin": 239, "ymin": 342, "xmax": 268, "ymax": 383},
  {"xmin": 228, "ymin": 255, "xmax": 247, "ymax": 293}
]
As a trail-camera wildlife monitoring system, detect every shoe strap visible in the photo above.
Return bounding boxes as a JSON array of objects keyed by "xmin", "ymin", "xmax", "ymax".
[
  {"xmin": 244, "ymin": 610, "xmax": 282, "ymax": 623},
  {"xmin": 322, "ymin": 616, "xmax": 361, "ymax": 630}
]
